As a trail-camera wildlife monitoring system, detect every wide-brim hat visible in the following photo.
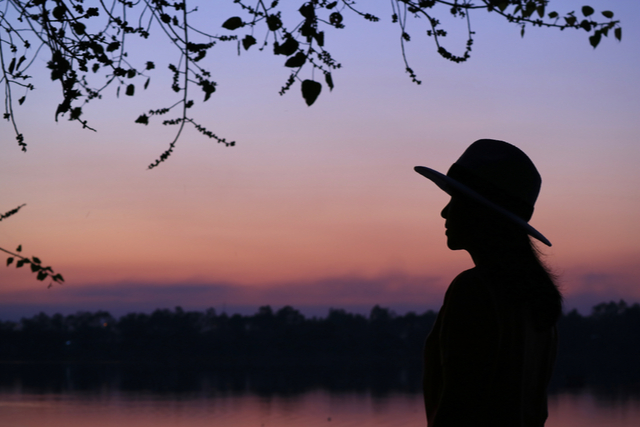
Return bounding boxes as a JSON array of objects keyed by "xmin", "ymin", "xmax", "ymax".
[{"xmin": 414, "ymin": 139, "xmax": 551, "ymax": 246}]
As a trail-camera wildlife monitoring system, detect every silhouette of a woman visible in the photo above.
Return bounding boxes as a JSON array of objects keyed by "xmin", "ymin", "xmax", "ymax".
[{"xmin": 415, "ymin": 140, "xmax": 562, "ymax": 427}]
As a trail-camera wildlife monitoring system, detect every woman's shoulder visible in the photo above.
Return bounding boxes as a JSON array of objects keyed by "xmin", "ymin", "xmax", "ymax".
[{"xmin": 445, "ymin": 268, "xmax": 493, "ymax": 304}]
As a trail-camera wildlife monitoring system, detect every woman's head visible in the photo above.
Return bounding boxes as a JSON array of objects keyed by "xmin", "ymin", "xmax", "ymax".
[
  {"xmin": 440, "ymin": 192, "xmax": 531, "ymax": 261},
  {"xmin": 414, "ymin": 139, "xmax": 551, "ymax": 247}
]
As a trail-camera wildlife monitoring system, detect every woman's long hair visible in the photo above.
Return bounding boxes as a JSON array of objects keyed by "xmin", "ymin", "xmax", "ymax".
[{"xmin": 479, "ymin": 210, "xmax": 563, "ymax": 330}]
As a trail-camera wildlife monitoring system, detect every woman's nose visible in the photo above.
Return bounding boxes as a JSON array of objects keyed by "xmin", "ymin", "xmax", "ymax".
[{"xmin": 441, "ymin": 202, "xmax": 450, "ymax": 219}]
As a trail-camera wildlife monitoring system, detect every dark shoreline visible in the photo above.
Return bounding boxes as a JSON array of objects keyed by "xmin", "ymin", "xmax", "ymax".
[{"xmin": 1, "ymin": 300, "xmax": 639, "ymax": 391}]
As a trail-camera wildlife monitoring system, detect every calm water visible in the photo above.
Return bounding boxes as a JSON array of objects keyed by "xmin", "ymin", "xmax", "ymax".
[{"xmin": 1, "ymin": 388, "xmax": 640, "ymax": 427}]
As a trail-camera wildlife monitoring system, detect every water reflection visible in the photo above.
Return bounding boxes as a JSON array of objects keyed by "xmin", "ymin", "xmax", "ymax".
[{"xmin": 1, "ymin": 364, "xmax": 639, "ymax": 427}]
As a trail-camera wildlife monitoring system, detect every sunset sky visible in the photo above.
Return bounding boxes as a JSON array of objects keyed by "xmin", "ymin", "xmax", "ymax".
[{"xmin": 1, "ymin": 1, "xmax": 639, "ymax": 320}]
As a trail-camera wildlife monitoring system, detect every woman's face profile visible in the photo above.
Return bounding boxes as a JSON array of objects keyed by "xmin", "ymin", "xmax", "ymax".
[{"xmin": 441, "ymin": 195, "xmax": 481, "ymax": 252}]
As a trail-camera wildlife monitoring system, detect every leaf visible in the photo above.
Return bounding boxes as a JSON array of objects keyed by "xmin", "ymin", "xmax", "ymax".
[
  {"xmin": 52, "ymin": 5, "xmax": 66, "ymax": 20},
  {"xmin": 548, "ymin": 11, "xmax": 558, "ymax": 19},
  {"xmin": 16, "ymin": 55, "xmax": 26, "ymax": 70},
  {"xmin": 6, "ymin": 257, "xmax": 13, "ymax": 266},
  {"xmin": 53, "ymin": 273, "xmax": 65, "ymax": 283},
  {"xmin": 329, "ymin": 12, "xmax": 343, "ymax": 26},
  {"xmin": 274, "ymin": 37, "xmax": 299, "ymax": 56},
  {"xmin": 144, "ymin": 77, "xmax": 150, "ymax": 89},
  {"xmin": 299, "ymin": 3, "xmax": 315, "ymax": 19},
  {"xmin": 126, "ymin": 84, "xmax": 135, "ymax": 96},
  {"xmin": 601, "ymin": 11, "xmax": 614, "ymax": 19},
  {"xmin": 160, "ymin": 13, "xmax": 171, "ymax": 24},
  {"xmin": 326, "ymin": 1, "xmax": 338, "ymax": 9},
  {"xmin": 37, "ymin": 271, "xmax": 48, "ymax": 281},
  {"xmin": 301, "ymin": 80, "xmax": 321, "ymax": 106},
  {"xmin": 582, "ymin": 6, "xmax": 594, "ymax": 17},
  {"xmin": 16, "ymin": 259, "xmax": 25, "ymax": 268},
  {"xmin": 16, "ymin": 245, "xmax": 22, "ymax": 253},
  {"xmin": 314, "ymin": 31, "xmax": 324, "ymax": 47},
  {"xmin": 325, "ymin": 72, "xmax": 334, "ymax": 91},
  {"xmin": 8, "ymin": 58, "xmax": 15, "ymax": 74},
  {"xmin": 589, "ymin": 32, "xmax": 601, "ymax": 48},
  {"xmin": 565, "ymin": 16, "xmax": 577, "ymax": 26},
  {"xmin": 135, "ymin": 114, "xmax": 149, "ymax": 125},
  {"xmin": 32, "ymin": 256, "xmax": 41, "ymax": 264},
  {"xmin": 242, "ymin": 35, "xmax": 256, "ymax": 50},
  {"xmin": 18, "ymin": 96, "xmax": 25, "ymax": 105},
  {"xmin": 72, "ymin": 22, "xmax": 86, "ymax": 35},
  {"xmin": 267, "ymin": 15, "xmax": 282, "ymax": 31},
  {"xmin": 146, "ymin": 61, "xmax": 155, "ymax": 70},
  {"xmin": 615, "ymin": 27, "xmax": 621, "ymax": 41},
  {"xmin": 536, "ymin": 4, "xmax": 545, "ymax": 18},
  {"xmin": 222, "ymin": 17, "xmax": 244, "ymax": 30},
  {"xmin": 200, "ymin": 79, "xmax": 216, "ymax": 101},
  {"xmin": 495, "ymin": 1, "xmax": 509, "ymax": 12},
  {"xmin": 30, "ymin": 263, "xmax": 40, "ymax": 272},
  {"xmin": 579, "ymin": 20, "xmax": 591, "ymax": 32},
  {"xmin": 285, "ymin": 52, "xmax": 306, "ymax": 68},
  {"xmin": 106, "ymin": 41, "xmax": 121, "ymax": 52}
]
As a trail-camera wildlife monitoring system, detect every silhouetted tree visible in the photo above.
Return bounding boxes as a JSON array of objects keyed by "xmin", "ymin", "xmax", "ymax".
[
  {"xmin": 0, "ymin": 1, "xmax": 621, "ymax": 166},
  {"xmin": 0, "ymin": 1, "xmax": 624, "ymax": 283}
]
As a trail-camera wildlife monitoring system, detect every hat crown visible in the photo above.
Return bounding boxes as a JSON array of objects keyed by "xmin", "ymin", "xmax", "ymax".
[{"xmin": 447, "ymin": 139, "xmax": 541, "ymax": 220}]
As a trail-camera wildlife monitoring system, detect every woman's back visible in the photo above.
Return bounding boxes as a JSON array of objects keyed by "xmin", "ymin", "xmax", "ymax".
[{"xmin": 423, "ymin": 268, "xmax": 557, "ymax": 427}]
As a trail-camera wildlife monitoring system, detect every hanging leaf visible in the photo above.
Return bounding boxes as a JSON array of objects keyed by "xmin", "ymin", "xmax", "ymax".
[
  {"xmin": 614, "ymin": 27, "xmax": 621, "ymax": 41},
  {"xmin": 222, "ymin": 17, "xmax": 244, "ymax": 30},
  {"xmin": 274, "ymin": 37, "xmax": 299, "ymax": 56},
  {"xmin": 267, "ymin": 15, "xmax": 282, "ymax": 31},
  {"xmin": 106, "ymin": 41, "xmax": 121, "ymax": 52},
  {"xmin": 601, "ymin": 11, "xmax": 614, "ymax": 19},
  {"xmin": 52, "ymin": 5, "xmax": 66, "ymax": 20},
  {"xmin": 135, "ymin": 114, "xmax": 149, "ymax": 125},
  {"xmin": 8, "ymin": 58, "xmax": 16, "ymax": 74},
  {"xmin": 589, "ymin": 32, "xmax": 601, "ymax": 48},
  {"xmin": 242, "ymin": 35, "xmax": 256, "ymax": 50},
  {"xmin": 285, "ymin": 52, "xmax": 306, "ymax": 68},
  {"xmin": 301, "ymin": 80, "xmax": 321, "ymax": 106},
  {"xmin": 72, "ymin": 22, "xmax": 86, "ymax": 35},
  {"xmin": 200, "ymin": 79, "xmax": 217, "ymax": 101},
  {"xmin": 6, "ymin": 258, "xmax": 13, "ymax": 266},
  {"xmin": 144, "ymin": 77, "xmax": 150, "ymax": 89},
  {"xmin": 582, "ymin": 6, "xmax": 594, "ymax": 17},
  {"xmin": 126, "ymin": 84, "xmax": 135, "ymax": 96},
  {"xmin": 299, "ymin": 3, "xmax": 315, "ymax": 19},
  {"xmin": 325, "ymin": 72, "xmax": 334, "ymax": 91}
]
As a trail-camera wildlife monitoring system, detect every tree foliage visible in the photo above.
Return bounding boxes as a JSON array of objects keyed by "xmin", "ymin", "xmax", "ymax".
[
  {"xmin": 0, "ymin": 1, "xmax": 623, "ymax": 284},
  {"xmin": 0, "ymin": 205, "xmax": 65, "ymax": 287},
  {"xmin": 0, "ymin": 0, "xmax": 621, "ymax": 167},
  {"xmin": 1, "ymin": 301, "xmax": 639, "ymax": 388}
]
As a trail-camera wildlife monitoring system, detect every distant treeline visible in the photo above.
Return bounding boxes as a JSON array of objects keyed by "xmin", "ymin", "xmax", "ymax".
[{"xmin": 1, "ymin": 300, "xmax": 639, "ymax": 388}]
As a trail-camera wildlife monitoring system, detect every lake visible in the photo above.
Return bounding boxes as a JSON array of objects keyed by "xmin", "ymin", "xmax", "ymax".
[{"xmin": 1, "ymin": 385, "xmax": 639, "ymax": 426}]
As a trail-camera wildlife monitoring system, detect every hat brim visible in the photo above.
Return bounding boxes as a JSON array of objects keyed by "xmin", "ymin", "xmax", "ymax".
[{"xmin": 414, "ymin": 166, "xmax": 551, "ymax": 247}]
